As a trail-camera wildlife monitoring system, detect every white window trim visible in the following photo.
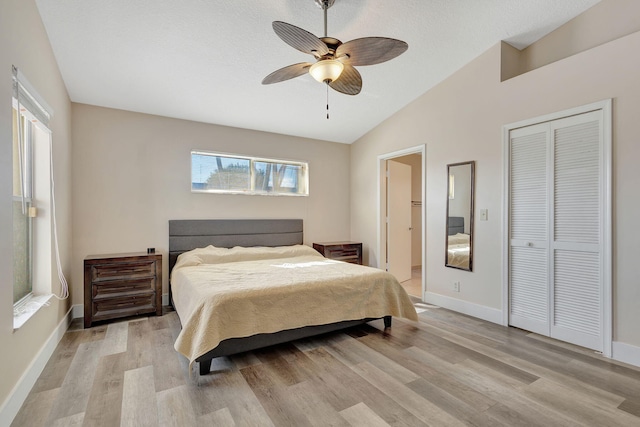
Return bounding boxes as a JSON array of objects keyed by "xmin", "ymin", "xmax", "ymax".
[{"xmin": 13, "ymin": 293, "xmax": 54, "ymax": 331}]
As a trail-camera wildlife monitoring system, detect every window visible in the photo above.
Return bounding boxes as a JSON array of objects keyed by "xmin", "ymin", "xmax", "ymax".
[
  {"xmin": 13, "ymin": 101, "xmax": 53, "ymax": 306},
  {"xmin": 12, "ymin": 66, "xmax": 62, "ymax": 327},
  {"xmin": 191, "ymin": 151, "xmax": 309, "ymax": 196},
  {"xmin": 13, "ymin": 106, "xmax": 33, "ymax": 303}
]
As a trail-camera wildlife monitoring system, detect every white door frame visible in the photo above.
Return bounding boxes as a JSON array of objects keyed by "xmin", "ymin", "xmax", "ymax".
[
  {"xmin": 377, "ymin": 144, "xmax": 426, "ymax": 299},
  {"xmin": 501, "ymin": 99, "xmax": 612, "ymax": 357}
]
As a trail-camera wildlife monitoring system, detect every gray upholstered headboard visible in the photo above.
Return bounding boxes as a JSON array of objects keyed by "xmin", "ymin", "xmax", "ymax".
[
  {"xmin": 448, "ymin": 216, "xmax": 464, "ymax": 235},
  {"xmin": 168, "ymin": 218, "xmax": 303, "ymax": 276}
]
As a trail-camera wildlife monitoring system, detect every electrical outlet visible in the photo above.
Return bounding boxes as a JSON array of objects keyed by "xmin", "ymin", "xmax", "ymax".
[{"xmin": 453, "ymin": 281, "xmax": 460, "ymax": 292}]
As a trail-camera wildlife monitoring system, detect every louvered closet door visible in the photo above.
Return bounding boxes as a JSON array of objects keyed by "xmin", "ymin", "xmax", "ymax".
[
  {"xmin": 508, "ymin": 109, "xmax": 606, "ymax": 353},
  {"xmin": 508, "ymin": 123, "xmax": 550, "ymax": 335},
  {"xmin": 550, "ymin": 111, "xmax": 604, "ymax": 351}
]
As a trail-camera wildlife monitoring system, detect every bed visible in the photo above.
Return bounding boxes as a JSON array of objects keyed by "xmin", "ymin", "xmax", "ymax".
[
  {"xmin": 168, "ymin": 219, "xmax": 417, "ymax": 375},
  {"xmin": 447, "ymin": 217, "xmax": 471, "ymax": 269}
]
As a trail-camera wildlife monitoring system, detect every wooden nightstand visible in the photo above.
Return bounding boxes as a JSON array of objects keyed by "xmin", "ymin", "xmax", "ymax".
[
  {"xmin": 313, "ymin": 241, "xmax": 363, "ymax": 265},
  {"xmin": 84, "ymin": 252, "xmax": 162, "ymax": 328}
]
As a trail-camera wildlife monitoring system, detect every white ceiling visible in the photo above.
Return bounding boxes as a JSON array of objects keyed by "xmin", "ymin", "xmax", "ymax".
[{"xmin": 35, "ymin": 0, "xmax": 599, "ymax": 144}]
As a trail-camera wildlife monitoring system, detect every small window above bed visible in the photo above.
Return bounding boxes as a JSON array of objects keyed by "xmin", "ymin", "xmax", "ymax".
[{"xmin": 191, "ymin": 151, "xmax": 309, "ymax": 196}]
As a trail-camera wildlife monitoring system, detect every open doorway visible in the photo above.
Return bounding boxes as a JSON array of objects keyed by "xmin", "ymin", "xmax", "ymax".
[{"xmin": 377, "ymin": 146, "xmax": 425, "ymax": 300}]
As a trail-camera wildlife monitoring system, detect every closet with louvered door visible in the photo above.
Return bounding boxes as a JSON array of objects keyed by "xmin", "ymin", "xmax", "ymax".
[
  {"xmin": 509, "ymin": 122, "xmax": 550, "ymax": 337},
  {"xmin": 507, "ymin": 107, "xmax": 610, "ymax": 353}
]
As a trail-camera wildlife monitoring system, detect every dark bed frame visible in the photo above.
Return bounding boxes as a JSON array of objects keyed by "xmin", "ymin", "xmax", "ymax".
[{"xmin": 168, "ymin": 219, "xmax": 391, "ymax": 375}]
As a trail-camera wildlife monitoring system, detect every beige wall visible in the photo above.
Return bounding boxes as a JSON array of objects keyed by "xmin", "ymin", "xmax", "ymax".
[
  {"xmin": 518, "ymin": 0, "xmax": 640, "ymax": 75},
  {"xmin": 351, "ymin": 18, "xmax": 640, "ymax": 346},
  {"xmin": 0, "ymin": 0, "xmax": 73, "ymax": 410},
  {"xmin": 71, "ymin": 104, "xmax": 351, "ymax": 303}
]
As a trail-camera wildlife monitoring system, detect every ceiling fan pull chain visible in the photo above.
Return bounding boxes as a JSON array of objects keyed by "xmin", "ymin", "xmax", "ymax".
[{"xmin": 326, "ymin": 82, "xmax": 330, "ymax": 119}]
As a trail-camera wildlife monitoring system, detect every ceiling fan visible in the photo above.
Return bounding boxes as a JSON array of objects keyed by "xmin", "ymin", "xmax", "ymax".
[{"xmin": 262, "ymin": 0, "xmax": 408, "ymax": 96}]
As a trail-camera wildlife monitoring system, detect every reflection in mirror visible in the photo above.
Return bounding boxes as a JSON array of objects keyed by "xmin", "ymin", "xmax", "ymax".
[{"xmin": 446, "ymin": 161, "xmax": 475, "ymax": 271}]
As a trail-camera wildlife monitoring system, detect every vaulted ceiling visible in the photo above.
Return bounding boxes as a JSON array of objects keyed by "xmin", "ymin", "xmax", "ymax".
[{"xmin": 35, "ymin": 0, "xmax": 600, "ymax": 143}]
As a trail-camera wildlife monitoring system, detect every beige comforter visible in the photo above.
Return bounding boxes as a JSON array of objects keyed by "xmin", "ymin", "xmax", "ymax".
[
  {"xmin": 171, "ymin": 245, "xmax": 418, "ymax": 365},
  {"xmin": 447, "ymin": 233, "xmax": 470, "ymax": 269}
]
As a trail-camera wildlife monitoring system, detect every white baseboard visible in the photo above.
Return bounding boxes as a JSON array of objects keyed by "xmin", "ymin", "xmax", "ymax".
[
  {"xmin": 162, "ymin": 293, "xmax": 169, "ymax": 307},
  {"xmin": 72, "ymin": 303, "xmax": 83, "ymax": 319},
  {"xmin": 424, "ymin": 291, "xmax": 503, "ymax": 325},
  {"xmin": 612, "ymin": 341, "xmax": 640, "ymax": 368},
  {"xmin": 0, "ymin": 305, "xmax": 74, "ymax": 427}
]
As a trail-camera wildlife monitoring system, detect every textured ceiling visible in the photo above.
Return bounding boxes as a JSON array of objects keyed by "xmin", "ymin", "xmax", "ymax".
[{"xmin": 35, "ymin": 0, "xmax": 600, "ymax": 144}]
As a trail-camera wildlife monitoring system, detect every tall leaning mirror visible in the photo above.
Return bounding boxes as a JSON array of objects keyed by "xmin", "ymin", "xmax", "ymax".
[{"xmin": 445, "ymin": 161, "xmax": 475, "ymax": 271}]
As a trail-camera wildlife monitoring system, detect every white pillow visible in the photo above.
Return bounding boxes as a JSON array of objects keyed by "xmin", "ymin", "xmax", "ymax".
[
  {"xmin": 173, "ymin": 244, "xmax": 320, "ymax": 270},
  {"xmin": 448, "ymin": 233, "xmax": 469, "ymax": 245}
]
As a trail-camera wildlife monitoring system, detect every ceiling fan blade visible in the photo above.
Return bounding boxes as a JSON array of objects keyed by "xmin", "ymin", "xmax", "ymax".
[
  {"xmin": 262, "ymin": 62, "xmax": 313, "ymax": 85},
  {"xmin": 336, "ymin": 37, "xmax": 408, "ymax": 66},
  {"xmin": 329, "ymin": 64, "xmax": 362, "ymax": 95},
  {"xmin": 272, "ymin": 21, "xmax": 329, "ymax": 56}
]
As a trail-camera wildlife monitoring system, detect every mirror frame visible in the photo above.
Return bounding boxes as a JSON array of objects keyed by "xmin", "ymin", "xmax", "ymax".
[{"xmin": 445, "ymin": 161, "xmax": 475, "ymax": 271}]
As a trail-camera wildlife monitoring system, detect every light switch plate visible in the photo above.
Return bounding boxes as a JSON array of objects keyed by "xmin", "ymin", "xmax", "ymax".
[{"xmin": 480, "ymin": 209, "xmax": 488, "ymax": 221}]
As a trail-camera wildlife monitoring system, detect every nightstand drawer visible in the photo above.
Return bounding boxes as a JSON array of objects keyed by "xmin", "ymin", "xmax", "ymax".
[
  {"xmin": 92, "ymin": 293, "xmax": 156, "ymax": 321},
  {"xmin": 91, "ymin": 260, "xmax": 155, "ymax": 282},
  {"xmin": 92, "ymin": 277, "xmax": 157, "ymax": 299},
  {"xmin": 326, "ymin": 247, "xmax": 360, "ymax": 262}
]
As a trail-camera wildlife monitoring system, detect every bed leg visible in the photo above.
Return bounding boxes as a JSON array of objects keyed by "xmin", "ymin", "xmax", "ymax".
[
  {"xmin": 199, "ymin": 359, "xmax": 212, "ymax": 375},
  {"xmin": 384, "ymin": 316, "xmax": 392, "ymax": 328}
]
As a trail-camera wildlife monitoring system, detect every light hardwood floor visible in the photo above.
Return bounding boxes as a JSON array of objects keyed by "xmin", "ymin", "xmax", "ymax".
[
  {"xmin": 11, "ymin": 305, "xmax": 640, "ymax": 426},
  {"xmin": 400, "ymin": 268, "xmax": 422, "ymax": 298}
]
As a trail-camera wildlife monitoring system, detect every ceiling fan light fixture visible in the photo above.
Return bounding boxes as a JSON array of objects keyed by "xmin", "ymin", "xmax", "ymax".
[
  {"xmin": 264, "ymin": 0, "xmax": 407, "ymax": 97},
  {"xmin": 309, "ymin": 59, "xmax": 344, "ymax": 83}
]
